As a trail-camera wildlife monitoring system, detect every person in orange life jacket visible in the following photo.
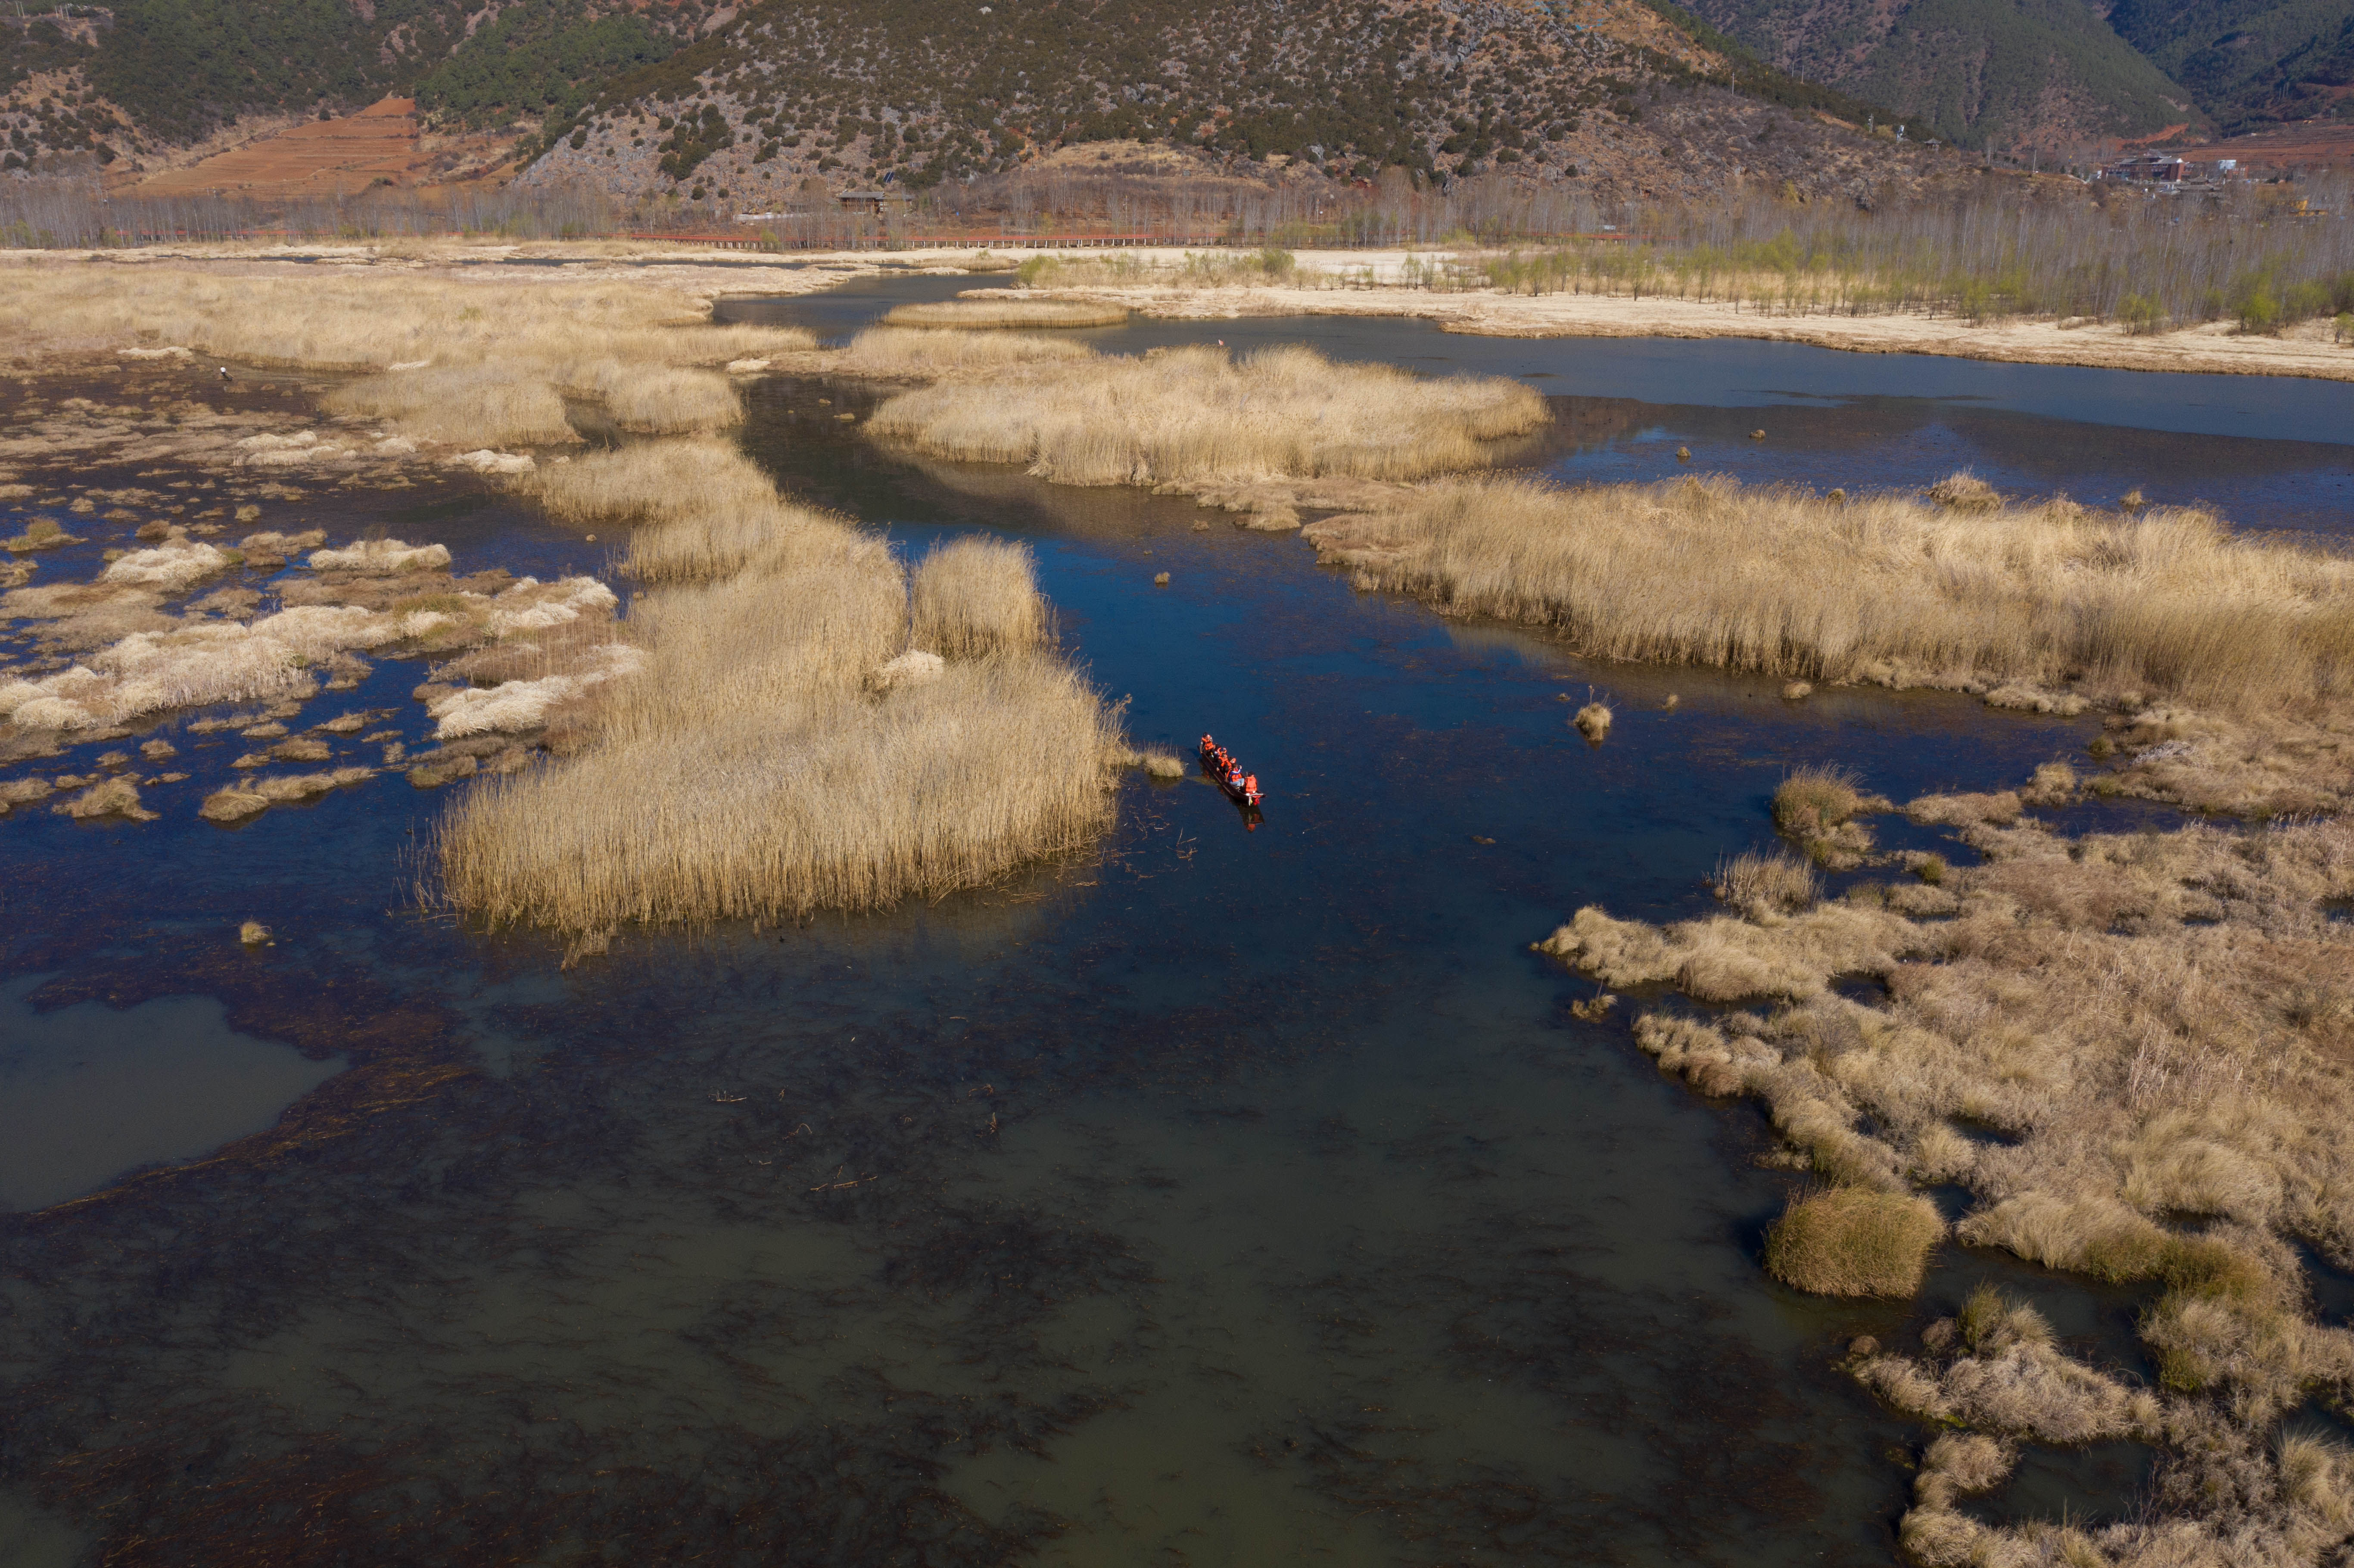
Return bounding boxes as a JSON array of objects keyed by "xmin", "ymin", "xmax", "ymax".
[{"xmin": 1243, "ymin": 773, "xmax": 1258, "ymax": 800}]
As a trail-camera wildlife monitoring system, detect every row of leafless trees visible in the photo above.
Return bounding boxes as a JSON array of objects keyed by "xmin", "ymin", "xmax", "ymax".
[
  {"xmin": 1520, "ymin": 177, "xmax": 2354, "ymax": 329},
  {"xmin": 0, "ymin": 177, "xmax": 631, "ymax": 246},
  {"xmin": 6, "ymin": 168, "xmax": 2349, "ymax": 331},
  {"xmin": 925, "ymin": 168, "xmax": 1619, "ymax": 243},
  {"xmin": 0, "ymin": 168, "xmax": 1627, "ymax": 247}
]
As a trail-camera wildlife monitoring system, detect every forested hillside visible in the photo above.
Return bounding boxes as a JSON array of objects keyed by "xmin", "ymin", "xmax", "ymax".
[
  {"xmin": 2108, "ymin": 0, "xmax": 2354, "ymax": 131},
  {"xmin": 520, "ymin": 0, "xmax": 1943, "ymax": 207},
  {"xmin": 0, "ymin": 0, "xmax": 725, "ymax": 170},
  {"xmin": 1677, "ymin": 0, "xmax": 2206, "ymax": 146}
]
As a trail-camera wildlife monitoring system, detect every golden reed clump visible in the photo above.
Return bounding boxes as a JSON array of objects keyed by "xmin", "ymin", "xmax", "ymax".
[
  {"xmin": 434, "ymin": 546, "xmax": 1118, "ymax": 927},
  {"xmin": 1762, "ymin": 1186, "xmax": 1943, "ymax": 1297},
  {"xmin": 880, "ymin": 298, "xmax": 1128, "ymax": 330},
  {"xmin": 1311, "ymin": 473, "xmax": 2354, "ymax": 712},
  {"xmin": 863, "ymin": 341, "xmax": 1548, "ymax": 488},
  {"xmin": 912, "ymin": 536, "xmax": 1048, "ymax": 658},
  {"xmin": 0, "ymin": 262, "xmax": 811, "ymax": 446},
  {"xmin": 522, "ymin": 439, "xmax": 865, "ymax": 583},
  {"xmin": 829, "ymin": 326, "xmax": 1093, "ymax": 380},
  {"xmin": 438, "ymin": 442, "xmax": 1120, "ymax": 928}
]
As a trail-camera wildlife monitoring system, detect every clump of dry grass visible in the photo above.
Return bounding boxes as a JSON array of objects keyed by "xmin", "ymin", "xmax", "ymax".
[
  {"xmin": 526, "ymin": 439, "xmax": 778, "ymax": 529},
  {"xmin": 520, "ymin": 439, "xmax": 863, "ymax": 585},
  {"xmin": 53, "ymin": 776, "xmax": 156, "ymax": 822},
  {"xmin": 864, "ymin": 341, "xmax": 1547, "ymax": 488},
  {"xmin": 1926, "ymin": 471, "xmax": 2001, "ymax": 510},
  {"xmin": 1572, "ymin": 700, "xmax": 1612, "ymax": 740},
  {"xmin": 567, "ymin": 361, "xmax": 741, "ymax": 434},
  {"xmin": 913, "ymin": 537, "xmax": 1048, "ymax": 659},
  {"xmin": 1713, "ymin": 847, "xmax": 1821, "ymax": 913},
  {"xmin": 831, "ymin": 326, "xmax": 1093, "ymax": 379},
  {"xmin": 307, "ymin": 538, "xmax": 451, "ymax": 574},
  {"xmin": 1773, "ymin": 763, "xmax": 1885, "ymax": 866},
  {"xmin": 325, "ymin": 365, "xmax": 577, "ymax": 448},
  {"xmin": 1763, "ymin": 1186, "xmax": 1943, "ymax": 1297},
  {"xmin": 101, "ymin": 540, "xmax": 232, "ymax": 592},
  {"xmin": 200, "ymin": 767, "xmax": 376, "ymax": 823},
  {"xmin": 881, "ymin": 299, "xmax": 1129, "ymax": 330},
  {"xmin": 1305, "ymin": 473, "xmax": 2354, "ymax": 714},
  {"xmin": 4, "ymin": 519, "xmax": 76, "ymax": 553}
]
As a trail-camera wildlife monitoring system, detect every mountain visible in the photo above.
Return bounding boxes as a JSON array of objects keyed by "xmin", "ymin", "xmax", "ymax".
[
  {"xmin": 0, "ymin": 0, "xmax": 727, "ymax": 174},
  {"xmin": 2, "ymin": 0, "xmax": 1985, "ymax": 207},
  {"xmin": 2107, "ymin": 0, "xmax": 2354, "ymax": 130},
  {"xmin": 1674, "ymin": 0, "xmax": 2208, "ymax": 146},
  {"xmin": 518, "ymin": 0, "xmax": 1953, "ymax": 206}
]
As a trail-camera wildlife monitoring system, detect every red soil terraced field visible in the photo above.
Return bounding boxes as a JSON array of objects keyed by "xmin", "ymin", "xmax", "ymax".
[{"xmin": 126, "ymin": 98, "xmax": 519, "ymax": 198}]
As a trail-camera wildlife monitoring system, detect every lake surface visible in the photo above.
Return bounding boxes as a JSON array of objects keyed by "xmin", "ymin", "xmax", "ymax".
[{"xmin": 0, "ymin": 284, "xmax": 2343, "ymax": 1565}]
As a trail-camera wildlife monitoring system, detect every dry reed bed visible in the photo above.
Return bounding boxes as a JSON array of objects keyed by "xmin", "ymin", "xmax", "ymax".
[
  {"xmin": 436, "ymin": 532, "xmax": 1120, "ymax": 928},
  {"xmin": 828, "ymin": 327, "xmax": 1092, "ymax": 380},
  {"xmin": 0, "ymin": 261, "xmax": 813, "ymax": 446},
  {"xmin": 861, "ymin": 340, "xmax": 1548, "ymax": 488},
  {"xmin": 879, "ymin": 299, "xmax": 1128, "ymax": 330},
  {"xmin": 519, "ymin": 439, "xmax": 865, "ymax": 584},
  {"xmin": 1308, "ymin": 475, "xmax": 2354, "ymax": 714},
  {"xmin": 1544, "ymin": 795, "xmax": 2354, "ymax": 1564}
]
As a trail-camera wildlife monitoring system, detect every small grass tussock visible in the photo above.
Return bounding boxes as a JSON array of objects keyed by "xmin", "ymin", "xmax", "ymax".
[
  {"xmin": 1925, "ymin": 470, "xmax": 2001, "ymax": 511},
  {"xmin": 1572, "ymin": 700, "xmax": 1612, "ymax": 740},
  {"xmin": 880, "ymin": 299, "xmax": 1129, "ymax": 330},
  {"xmin": 863, "ymin": 340, "xmax": 1547, "ymax": 488},
  {"xmin": 1714, "ymin": 848, "xmax": 1821, "ymax": 913},
  {"xmin": 1772, "ymin": 764, "xmax": 1886, "ymax": 867},
  {"xmin": 1763, "ymin": 1186, "xmax": 1943, "ymax": 1297}
]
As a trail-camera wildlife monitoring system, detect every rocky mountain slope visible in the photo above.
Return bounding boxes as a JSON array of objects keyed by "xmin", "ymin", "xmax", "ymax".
[
  {"xmin": 1675, "ymin": 0, "xmax": 2208, "ymax": 147},
  {"xmin": 2108, "ymin": 0, "xmax": 2354, "ymax": 132},
  {"xmin": 517, "ymin": 0, "xmax": 1959, "ymax": 208},
  {"xmin": 0, "ymin": 0, "xmax": 729, "ymax": 176},
  {"xmin": 1681, "ymin": 0, "xmax": 2354, "ymax": 147}
]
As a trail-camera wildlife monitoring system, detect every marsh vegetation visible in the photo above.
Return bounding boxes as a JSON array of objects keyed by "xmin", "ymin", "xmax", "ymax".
[
  {"xmin": 1304, "ymin": 473, "xmax": 2354, "ymax": 713},
  {"xmin": 865, "ymin": 340, "xmax": 1547, "ymax": 489},
  {"xmin": 880, "ymin": 299, "xmax": 1129, "ymax": 330},
  {"xmin": 435, "ymin": 533, "xmax": 1119, "ymax": 928},
  {"xmin": 1544, "ymin": 720, "xmax": 2354, "ymax": 1563},
  {"xmin": 0, "ymin": 262, "xmax": 815, "ymax": 447}
]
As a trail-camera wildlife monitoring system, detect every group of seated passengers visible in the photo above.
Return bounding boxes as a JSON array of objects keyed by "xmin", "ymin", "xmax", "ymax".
[{"xmin": 1198, "ymin": 735, "xmax": 1259, "ymax": 800}]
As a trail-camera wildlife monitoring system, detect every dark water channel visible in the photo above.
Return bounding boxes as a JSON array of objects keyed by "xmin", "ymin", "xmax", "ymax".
[{"xmin": 2, "ymin": 291, "xmax": 2347, "ymax": 1564}]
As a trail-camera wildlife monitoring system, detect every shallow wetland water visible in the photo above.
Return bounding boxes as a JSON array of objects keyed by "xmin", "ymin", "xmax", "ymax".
[{"xmin": 1, "ymin": 284, "xmax": 2350, "ymax": 1565}]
